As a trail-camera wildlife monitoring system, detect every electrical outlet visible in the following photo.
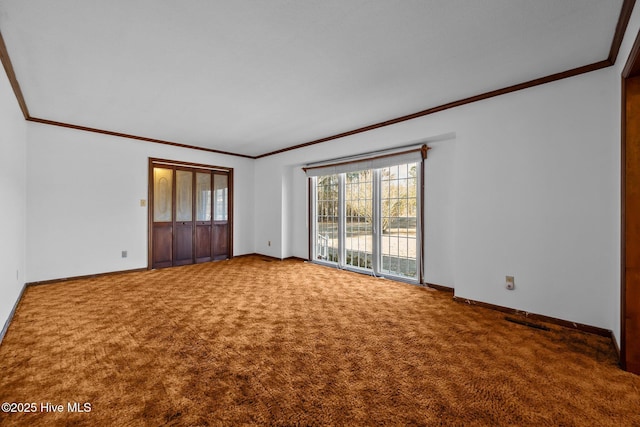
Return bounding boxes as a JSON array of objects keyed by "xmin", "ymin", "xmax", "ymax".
[
  {"xmin": 140, "ymin": 199, "xmax": 147, "ymax": 207},
  {"xmin": 268, "ymin": 241, "xmax": 271, "ymax": 247},
  {"xmin": 506, "ymin": 276, "xmax": 515, "ymax": 290},
  {"xmin": 122, "ymin": 250, "xmax": 128, "ymax": 258}
]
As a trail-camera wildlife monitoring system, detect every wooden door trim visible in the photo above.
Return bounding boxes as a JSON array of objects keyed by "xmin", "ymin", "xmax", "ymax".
[
  {"xmin": 149, "ymin": 157, "xmax": 232, "ymax": 172},
  {"xmin": 621, "ymin": 29, "xmax": 640, "ymax": 373},
  {"xmin": 228, "ymin": 169, "xmax": 234, "ymax": 259},
  {"xmin": 148, "ymin": 158, "xmax": 234, "ymax": 269},
  {"xmin": 147, "ymin": 159, "xmax": 154, "ymax": 269}
]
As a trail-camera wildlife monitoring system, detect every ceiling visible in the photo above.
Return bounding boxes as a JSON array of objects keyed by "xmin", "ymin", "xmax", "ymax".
[{"xmin": 0, "ymin": 0, "xmax": 629, "ymax": 158}]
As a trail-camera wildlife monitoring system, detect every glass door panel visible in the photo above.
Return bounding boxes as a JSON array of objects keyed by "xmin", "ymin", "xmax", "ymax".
[
  {"xmin": 153, "ymin": 168, "xmax": 173, "ymax": 222},
  {"xmin": 380, "ymin": 162, "xmax": 418, "ymax": 279},
  {"xmin": 195, "ymin": 172, "xmax": 212, "ymax": 262},
  {"xmin": 213, "ymin": 175, "xmax": 228, "ymax": 221},
  {"xmin": 344, "ymin": 170, "xmax": 373, "ymax": 271},
  {"xmin": 176, "ymin": 170, "xmax": 193, "ymax": 222},
  {"xmin": 196, "ymin": 172, "xmax": 212, "ymax": 221},
  {"xmin": 315, "ymin": 175, "xmax": 339, "ymax": 263}
]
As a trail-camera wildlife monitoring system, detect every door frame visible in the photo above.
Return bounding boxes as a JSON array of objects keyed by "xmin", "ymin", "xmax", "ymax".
[
  {"xmin": 148, "ymin": 158, "xmax": 234, "ymax": 269},
  {"xmin": 308, "ymin": 158, "xmax": 425, "ymax": 284},
  {"xmin": 621, "ymin": 30, "xmax": 640, "ymax": 374}
]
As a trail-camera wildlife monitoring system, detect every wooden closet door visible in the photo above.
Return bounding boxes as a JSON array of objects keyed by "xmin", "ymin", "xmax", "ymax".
[
  {"xmin": 174, "ymin": 169, "xmax": 195, "ymax": 266},
  {"xmin": 195, "ymin": 172, "xmax": 213, "ymax": 263},
  {"xmin": 150, "ymin": 160, "xmax": 232, "ymax": 269},
  {"xmin": 212, "ymin": 173, "xmax": 230, "ymax": 260},
  {"xmin": 152, "ymin": 167, "xmax": 174, "ymax": 268}
]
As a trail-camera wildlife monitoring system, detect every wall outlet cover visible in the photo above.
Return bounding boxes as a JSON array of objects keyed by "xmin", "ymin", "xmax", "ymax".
[{"xmin": 506, "ymin": 275, "xmax": 515, "ymax": 290}]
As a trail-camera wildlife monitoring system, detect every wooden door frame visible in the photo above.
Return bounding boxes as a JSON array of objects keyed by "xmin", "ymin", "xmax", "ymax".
[
  {"xmin": 148, "ymin": 158, "xmax": 234, "ymax": 269},
  {"xmin": 621, "ymin": 30, "xmax": 640, "ymax": 373}
]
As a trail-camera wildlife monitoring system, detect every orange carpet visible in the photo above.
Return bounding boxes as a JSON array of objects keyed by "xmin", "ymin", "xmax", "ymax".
[{"xmin": 0, "ymin": 256, "xmax": 639, "ymax": 426}]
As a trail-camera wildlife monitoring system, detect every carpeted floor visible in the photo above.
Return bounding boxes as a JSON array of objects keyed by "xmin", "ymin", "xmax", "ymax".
[{"xmin": 0, "ymin": 256, "xmax": 639, "ymax": 426}]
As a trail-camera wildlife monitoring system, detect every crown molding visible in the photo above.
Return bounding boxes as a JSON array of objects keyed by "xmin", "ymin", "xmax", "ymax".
[
  {"xmin": 0, "ymin": 30, "xmax": 29, "ymax": 119},
  {"xmin": 26, "ymin": 117, "xmax": 255, "ymax": 159}
]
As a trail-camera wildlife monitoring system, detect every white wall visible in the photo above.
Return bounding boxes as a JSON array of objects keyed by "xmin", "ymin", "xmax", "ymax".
[
  {"xmin": 450, "ymin": 69, "xmax": 619, "ymax": 332},
  {"xmin": 26, "ymin": 123, "xmax": 255, "ymax": 282},
  {"xmin": 609, "ymin": 4, "xmax": 640, "ymax": 344},
  {"xmin": 253, "ymin": 162, "xmax": 283, "ymax": 258},
  {"xmin": 424, "ymin": 138, "xmax": 456, "ymax": 287},
  {"xmin": 0, "ymin": 67, "xmax": 27, "ymax": 331},
  {"xmin": 256, "ymin": 63, "xmax": 623, "ymax": 334}
]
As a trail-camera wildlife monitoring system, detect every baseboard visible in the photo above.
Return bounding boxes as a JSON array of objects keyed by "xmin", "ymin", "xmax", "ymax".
[
  {"xmin": 0, "ymin": 283, "xmax": 27, "ymax": 345},
  {"xmin": 235, "ymin": 253, "xmax": 281, "ymax": 261},
  {"xmin": 26, "ymin": 267, "xmax": 148, "ymax": 287},
  {"xmin": 27, "ymin": 257, "xmax": 305, "ymax": 286},
  {"xmin": 231, "ymin": 253, "xmax": 260, "ymax": 259},
  {"xmin": 249, "ymin": 253, "xmax": 307, "ymax": 262},
  {"xmin": 611, "ymin": 331, "xmax": 621, "ymax": 362},
  {"xmin": 424, "ymin": 282, "xmax": 454, "ymax": 293},
  {"xmin": 285, "ymin": 256, "xmax": 307, "ymax": 262},
  {"xmin": 452, "ymin": 296, "xmax": 613, "ymax": 338}
]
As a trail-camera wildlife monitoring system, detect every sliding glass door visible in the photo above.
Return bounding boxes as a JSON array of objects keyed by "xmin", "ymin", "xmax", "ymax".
[
  {"xmin": 380, "ymin": 163, "xmax": 419, "ymax": 278},
  {"xmin": 311, "ymin": 159, "xmax": 422, "ymax": 282}
]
